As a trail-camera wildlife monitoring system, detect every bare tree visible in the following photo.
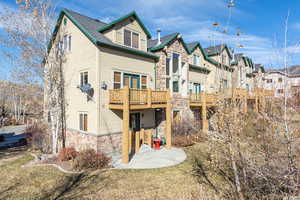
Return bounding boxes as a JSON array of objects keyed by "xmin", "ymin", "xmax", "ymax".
[{"xmin": 0, "ymin": 0, "xmax": 66, "ymax": 154}]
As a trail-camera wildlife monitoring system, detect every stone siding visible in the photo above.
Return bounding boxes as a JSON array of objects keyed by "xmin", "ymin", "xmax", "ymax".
[{"xmin": 65, "ymin": 129, "xmax": 122, "ymax": 155}]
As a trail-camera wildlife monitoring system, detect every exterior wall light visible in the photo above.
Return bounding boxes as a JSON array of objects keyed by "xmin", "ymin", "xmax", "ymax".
[{"xmin": 101, "ymin": 82, "xmax": 107, "ymax": 90}]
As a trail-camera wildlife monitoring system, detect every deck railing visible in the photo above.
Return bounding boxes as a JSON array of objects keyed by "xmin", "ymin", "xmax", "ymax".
[
  {"xmin": 190, "ymin": 93, "xmax": 218, "ymax": 105},
  {"xmin": 109, "ymin": 88, "xmax": 168, "ymax": 106}
]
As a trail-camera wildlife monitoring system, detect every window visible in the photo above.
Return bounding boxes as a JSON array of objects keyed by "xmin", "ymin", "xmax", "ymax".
[
  {"xmin": 63, "ymin": 35, "xmax": 68, "ymax": 50},
  {"xmin": 113, "ymin": 72, "xmax": 121, "ymax": 89},
  {"xmin": 173, "ymin": 81, "xmax": 179, "ymax": 92},
  {"xmin": 172, "ymin": 53, "xmax": 180, "ymax": 74},
  {"xmin": 267, "ymin": 79, "xmax": 273, "ymax": 83},
  {"xmin": 221, "ymin": 79, "xmax": 228, "ymax": 88},
  {"xmin": 193, "ymin": 54, "xmax": 200, "ymax": 66},
  {"xmin": 79, "ymin": 113, "xmax": 88, "ymax": 131},
  {"xmin": 68, "ymin": 35, "xmax": 72, "ymax": 51},
  {"xmin": 278, "ymin": 78, "xmax": 283, "ymax": 82},
  {"xmin": 132, "ymin": 32, "xmax": 139, "ymax": 48},
  {"xmin": 80, "ymin": 72, "xmax": 88, "ymax": 87},
  {"xmin": 141, "ymin": 75, "xmax": 147, "ymax": 89},
  {"xmin": 124, "ymin": 29, "xmax": 139, "ymax": 49},
  {"xmin": 166, "ymin": 78, "xmax": 170, "ymax": 89},
  {"xmin": 124, "ymin": 30, "xmax": 131, "ymax": 47},
  {"xmin": 166, "ymin": 58, "xmax": 170, "ymax": 76},
  {"xmin": 222, "ymin": 55, "xmax": 226, "ymax": 64}
]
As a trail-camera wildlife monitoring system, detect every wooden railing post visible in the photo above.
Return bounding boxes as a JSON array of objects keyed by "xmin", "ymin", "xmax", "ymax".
[
  {"xmin": 166, "ymin": 89, "xmax": 172, "ymax": 149},
  {"xmin": 122, "ymin": 85, "xmax": 130, "ymax": 164},
  {"xmin": 147, "ymin": 88, "xmax": 152, "ymax": 108},
  {"xmin": 201, "ymin": 93, "xmax": 209, "ymax": 132}
]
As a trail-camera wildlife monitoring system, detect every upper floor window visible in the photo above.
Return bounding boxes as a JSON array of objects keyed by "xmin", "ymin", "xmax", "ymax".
[
  {"xmin": 124, "ymin": 29, "xmax": 139, "ymax": 49},
  {"xmin": 80, "ymin": 71, "xmax": 88, "ymax": 87},
  {"xmin": 267, "ymin": 79, "xmax": 273, "ymax": 83},
  {"xmin": 221, "ymin": 55, "xmax": 226, "ymax": 64},
  {"xmin": 278, "ymin": 77, "xmax": 283, "ymax": 82},
  {"xmin": 173, "ymin": 81, "xmax": 179, "ymax": 93},
  {"xmin": 193, "ymin": 54, "xmax": 200, "ymax": 66},
  {"xmin": 141, "ymin": 75, "xmax": 147, "ymax": 89},
  {"xmin": 62, "ymin": 34, "xmax": 71, "ymax": 52},
  {"xmin": 113, "ymin": 72, "xmax": 121, "ymax": 89},
  {"xmin": 166, "ymin": 58, "xmax": 170, "ymax": 76},
  {"xmin": 172, "ymin": 53, "xmax": 180, "ymax": 74}
]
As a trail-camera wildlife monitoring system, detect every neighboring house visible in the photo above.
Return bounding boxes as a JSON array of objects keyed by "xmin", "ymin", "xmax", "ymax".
[
  {"xmin": 264, "ymin": 66, "xmax": 300, "ymax": 98},
  {"xmin": 264, "ymin": 71, "xmax": 291, "ymax": 98}
]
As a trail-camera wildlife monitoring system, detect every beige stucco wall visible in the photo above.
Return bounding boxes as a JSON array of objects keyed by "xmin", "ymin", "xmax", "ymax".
[
  {"xmin": 47, "ymin": 16, "xmax": 100, "ymax": 135},
  {"xmin": 188, "ymin": 47, "xmax": 209, "ymax": 91},
  {"xmin": 103, "ymin": 17, "xmax": 148, "ymax": 51},
  {"xmin": 98, "ymin": 46, "xmax": 156, "ymax": 135}
]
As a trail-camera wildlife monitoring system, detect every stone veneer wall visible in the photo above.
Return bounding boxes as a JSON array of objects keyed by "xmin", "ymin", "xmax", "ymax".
[
  {"xmin": 153, "ymin": 38, "xmax": 195, "ymax": 136},
  {"xmin": 65, "ymin": 128, "xmax": 122, "ymax": 155}
]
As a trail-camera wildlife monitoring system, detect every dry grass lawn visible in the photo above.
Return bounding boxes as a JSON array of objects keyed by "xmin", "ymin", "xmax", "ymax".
[{"xmin": 0, "ymin": 146, "xmax": 218, "ymax": 200}]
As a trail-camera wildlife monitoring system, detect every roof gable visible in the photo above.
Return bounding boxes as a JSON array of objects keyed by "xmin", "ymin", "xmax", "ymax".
[
  {"xmin": 187, "ymin": 42, "xmax": 219, "ymax": 66},
  {"xmin": 204, "ymin": 44, "xmax": 233, "ymax": 59},
  {"xmin": 47, "ymin": 9, "xmax": 159, "ymax": 61},
  {"xmin": 97, "ymin": 11, "xmax": 152, "ymax": 39},
  {"xmin": 148, "ymin": 33, "xmax": 190, "ymax": 54}
]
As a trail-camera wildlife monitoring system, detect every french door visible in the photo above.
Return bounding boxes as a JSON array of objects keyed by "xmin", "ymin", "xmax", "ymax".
[{"xmin": 124, "ymin": 73, "xmax": 140, "ymax": 89}]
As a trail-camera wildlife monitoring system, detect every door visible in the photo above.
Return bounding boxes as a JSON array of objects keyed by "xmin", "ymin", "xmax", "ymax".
[
  {"xmin": 124, "ymin": 73, "xmax": 140, "ymax": 89},
  {"xmin": 130, "ymin": 113, "xmax": 141, "ymax": 131}
]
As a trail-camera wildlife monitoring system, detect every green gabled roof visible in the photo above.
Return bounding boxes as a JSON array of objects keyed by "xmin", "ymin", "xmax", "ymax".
[
  {"xmin": 189, "ymin": 64, "xmax": 211, "ymax": 74},
  {"xmin": 204, "ymin": 44, "xmax": 233, "ymax": 59},
  {"xmin": 148, "ymin": 33, "xmax": 190, "ymax": 54},
  {"xmin": 47, "ymin": 9, "xmax": 159, "ymax": 61},
  {"xmin": 187, "ymin": 42, "xmax": 219, "ymax": 66},
  {"xmin": 96, "ymin": 11, "xmax": 152, "ymax": 39}
]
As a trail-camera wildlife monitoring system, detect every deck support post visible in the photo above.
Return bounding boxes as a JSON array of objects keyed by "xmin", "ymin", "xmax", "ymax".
[
  {"xmin": 166, "ymin": 89, "xmax": 172, "ymax": 149},
  {"xmin": 255, "ymin": 95, "xmax": 259, "ymax": 113},
  {"xmin": 135, "ymin": 131, "xmax": 140, "ymax": 153},
  {"xmin": 122, "ymin": 85, "xmax": 130, "ymax": 164},
  {"xmin": 201, "ymin": 93, "xmax": 209, "ymax": 132}
]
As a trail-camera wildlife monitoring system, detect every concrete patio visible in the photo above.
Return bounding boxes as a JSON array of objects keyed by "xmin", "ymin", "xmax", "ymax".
[{"xmin": 112, "ymin": 146, "xmax": 187, "ymax": 169}]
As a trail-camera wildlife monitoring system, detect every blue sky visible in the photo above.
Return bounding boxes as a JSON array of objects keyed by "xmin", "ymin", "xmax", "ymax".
[{"xmin": 1, "ymin": 0, "xmax": 300, "ymax": 79}]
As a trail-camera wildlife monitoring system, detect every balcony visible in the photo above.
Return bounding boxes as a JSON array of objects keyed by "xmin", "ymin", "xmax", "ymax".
[
  {"xmin": 109, "ymin": 87, "xmax": 169, "ymax": 110},
  {"xmin": 190, "ymin": 93, "xmax": 218, "ymax": 106}
]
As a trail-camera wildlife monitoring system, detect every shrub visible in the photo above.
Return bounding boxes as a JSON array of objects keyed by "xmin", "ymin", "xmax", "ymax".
[
  {"xmin": 58, "ymin": 147, "xmax": 77, "ymax": 161},
  {"xmin": 73, "ymin": 149, "xmax": 111, "ymax": 170},
  {"xmin": 25, "ymin": 123, "xmax": 51, "ymax": 153},
  {"xmin": 173, "ymin": 134, "xmax": 203, "ymax": 147}
]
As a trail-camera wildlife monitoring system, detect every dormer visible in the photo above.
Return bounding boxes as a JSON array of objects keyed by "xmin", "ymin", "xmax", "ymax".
[
  {"xmin": 205, "ymin": 44, "xmax": 233, "ymax": 66},
  {"xmin": 97, "ymin": 11, "xmax": 151, "ymax": 52}
]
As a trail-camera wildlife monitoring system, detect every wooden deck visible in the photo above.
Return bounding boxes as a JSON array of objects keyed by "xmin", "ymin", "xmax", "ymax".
[{"xmin": 109, "ymin": 88, "xmax": 168, "ymax": 110}]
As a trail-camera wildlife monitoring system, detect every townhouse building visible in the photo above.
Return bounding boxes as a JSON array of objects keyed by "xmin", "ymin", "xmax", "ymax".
[{"xmin": 45, "ymin": 8, "xmax": 270, "ymax": 164}]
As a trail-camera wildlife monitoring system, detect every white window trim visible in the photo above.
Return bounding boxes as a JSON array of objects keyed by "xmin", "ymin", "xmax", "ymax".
[
  {"xmin": 79, "ymin": 71, "xmax": 89, "ymax": 87},
  {"xmin": 123, "ymin": 29, "xmax": 140, "ymax": 49},
  {"xmin": 112, "ymin": 70, "xmax": 148, "ymax": 89},
  {"xmin": 78, "ymin": 111, "xmax": 88, "ymax": 132}
]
